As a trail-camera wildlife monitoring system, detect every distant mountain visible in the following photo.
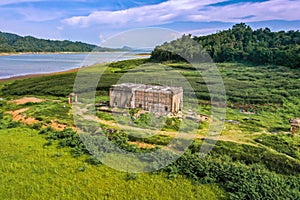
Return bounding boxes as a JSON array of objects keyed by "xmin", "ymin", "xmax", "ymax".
[
  {"xmin": 121, "ymin": 46, "xmax": 135, "ymax": 51},
  {"xmin": 0, "ymin": 31, "xmax": 122, "ymax": 53},
  {"xmin": 119, "ymin": 46, "xmax": 152, "ymax": 52}
]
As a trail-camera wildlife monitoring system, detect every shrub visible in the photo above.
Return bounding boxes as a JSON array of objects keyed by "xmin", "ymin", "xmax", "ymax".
[
  {"xmin": 125, "ymin": 173, "xmax": 138, "ymax": 181},
  {"xmin": 32, "ymin": 122, "xmax": 43, "ymax": 130},
  {"xmin": 163, "ymin": 150, "xmax": 300, "ymax": 199},
  {"xmin": 85, "ymin": 156, "xmax": 102, "ymax": 165},
  {"xmin": 7, "ymin": 120, "xmax": 21, "ymax": 128}
]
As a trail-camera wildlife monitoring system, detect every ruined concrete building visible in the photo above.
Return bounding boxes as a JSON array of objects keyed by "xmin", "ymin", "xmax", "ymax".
[
  {"xmin": 289, "ymin": 118, "xmax": 300, "ymax": 134},
  {"xmin": 109, "ymin": 83, "xmax": 183, "ymax": 114},
  {"xmin": 68, "ymin": 93, "xmax": 77, "ymax": 104}
]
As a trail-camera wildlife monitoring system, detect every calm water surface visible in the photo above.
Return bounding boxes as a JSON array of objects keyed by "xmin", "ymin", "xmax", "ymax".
[{"xmin": 0, "ymin": 52, "xmax": 149, "ymax": 79}]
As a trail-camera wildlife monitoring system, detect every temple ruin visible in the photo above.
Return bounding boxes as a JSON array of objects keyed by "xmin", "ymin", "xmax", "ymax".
[
  {"xmin": 68, "ymin": 93, "xmax": 78, "ymax": 104},
  {"xmin": 289, "ymin": 118, "xmax": 300, "ymax": 134},
  {"xmin": 109, "ymin": 83, "xmax": 183, "ymax": 114}
]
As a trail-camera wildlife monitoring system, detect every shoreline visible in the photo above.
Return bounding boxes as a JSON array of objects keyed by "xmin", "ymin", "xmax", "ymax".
[
  {"xmin": 0, "ymin": 68, "xmax": 80, "ymax": 82},
  {"xmin": 0, "ymin": 51, "xmax": 145, "ymax": 57},
  {"xmin": 0, "ymin": 51, "xmax": 151, "ymax": 56},
  {"xmin": 0, "ymin": 53, "xmax": 150, "ymax": 82},
  {"xmin": 0, "ymin": 52, "xmax": 91, "ymax": 56}
]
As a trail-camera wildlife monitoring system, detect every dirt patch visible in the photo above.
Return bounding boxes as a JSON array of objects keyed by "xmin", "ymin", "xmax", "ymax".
[
  {"xmin": 6, "ymin": 108, "xmax": 39, "ymax": 125},
  {"xmin": 128, "ymin": 141, "xmax": 156, "ymax": 149},
  {"xmin": 6, "ymin": 108, "xmax": 73, "ymax": 131},
  {"xmin": 42, "ymin": 120, "xmax": 68, "ymax": 131},
  {"xmin": 10, "ymin": 97, "xmax": 44, "ymax": 105}
]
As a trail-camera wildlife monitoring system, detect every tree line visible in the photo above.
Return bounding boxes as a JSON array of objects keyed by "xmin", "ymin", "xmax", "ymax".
[
  {"xmin": 0, "ymin": 31, "xmax": 119, "ymax": 53},
  {"xmin": 151, "ymin": 23, "xmax": 300, "ymax": 68}
]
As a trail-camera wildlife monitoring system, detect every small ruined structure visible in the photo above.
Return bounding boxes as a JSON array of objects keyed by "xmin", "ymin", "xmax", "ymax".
[
  {"xmin": 289, "ymin": 118, "xmax": 300, "ymax": 134},
  {"xmin": 68, "ymin": 93, "xmax": 78, "ymax": 104},
  {"xmin": 109, "ymin": 83, "xmax": 183, "ymax": 114}
]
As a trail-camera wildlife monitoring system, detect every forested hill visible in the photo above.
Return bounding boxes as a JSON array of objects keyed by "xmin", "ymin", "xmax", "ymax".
[
  {"xmin": 151, "ymin": 23, "xmax": 300, "ymax": 68},
  {"xmin": 0, "ymin": 31, "xmax": 113, "ymax": 53}
]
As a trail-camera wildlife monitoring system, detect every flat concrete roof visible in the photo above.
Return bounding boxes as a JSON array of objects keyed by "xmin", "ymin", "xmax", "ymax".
[{"xmin": 111, "ymin": 83, "xmax": 183, "ymax": 94}]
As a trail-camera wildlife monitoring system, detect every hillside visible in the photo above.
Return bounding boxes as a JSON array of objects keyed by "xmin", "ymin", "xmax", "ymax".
[
  {"xmin": 0, "ymin": 31, "xmax": 119, "ymax": 53},
  {"xmin": 1, "ymin": 25, "xmax": 300, "ymax": 199},
  {"xmin": 1, "ymin": 59, "xmax": 300, "ymax": 199},
  {"xmin": 151, "ymin": 23, "xmax": 300, "ymax": 68}
]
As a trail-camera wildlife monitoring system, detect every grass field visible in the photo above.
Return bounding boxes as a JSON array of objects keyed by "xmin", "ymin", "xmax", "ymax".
[
  {"xmin": 1, "ymin": 59, "xmax": 300, "ymax": 199},
  {"xmin": 0, "ymin": 127, "xmax": 225, "ymax": 200},
  {"xmin": 2, "ymin": 60, "xmax": 300, "ymax": 133}
]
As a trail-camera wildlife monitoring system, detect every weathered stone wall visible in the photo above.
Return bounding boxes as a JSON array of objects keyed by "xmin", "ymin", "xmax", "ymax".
[
  {"xmin": 171, "ymin": 91, "xmax": 183, "ymax": 113},
  {"xmin": 109, "ymin": 83, "xmax": 183, "ymax": 114},
  {"xmin": 109, "ymin": 87, "xmax": 133, "ymax": 108},
  {"xmin": 134, "ymin": 90, "xmax": 173, "ymax": 113},
  {"xmin": 289, "ymin": 118, "xmax": 300, "ymax": 134}
]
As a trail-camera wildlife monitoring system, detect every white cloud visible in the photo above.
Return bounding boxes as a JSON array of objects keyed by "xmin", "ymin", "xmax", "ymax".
[
  {"xmin": 15, "ymin": 7, "xmax": 65, "ymax": 22},
  {"xmin": 0, "ymin": 0, "xmax": 86, "ymax": 5},
  {"xmin": 63, "ymin": 0, "xmax": 300, "ymax": 28},
  {"xmin": 0, "ymin": 0, "xmax": 41, "ymax": 5},
  {"xmin": 0, "ymin": 0, "xmax": 87, "ymax": 22},
  {"xmin": 63, "ymin": 0, "xmax": 222, "ymax": 27},
  {"xmin": 195, "ymin": 0, "xmax": 300, "ymax": 22},
  {"xmin": 184, "ymin": 28, "xmax": 222, "ymax": 36}
]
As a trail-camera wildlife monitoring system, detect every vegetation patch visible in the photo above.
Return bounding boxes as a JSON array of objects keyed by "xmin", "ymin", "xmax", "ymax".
[
  {"xmin": 255, "ymin": 134, "xmax": 300, "ymax": 159},
  {"xmin": 1, "ymin": 54, "xmax": 300, "ymax": 199},
  {"xmin": 151, "ymin": 23, "xmax": 300, "ymax": 68},
  {"xmin": 0, "ymin": 127, "xmax": 225, "ymax": 199}
]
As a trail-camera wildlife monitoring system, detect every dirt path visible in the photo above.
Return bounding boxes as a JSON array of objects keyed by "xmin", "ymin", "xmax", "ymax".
[
  {"xmin": 128, "ymin": 141, "xmax": 156, "ymax": 149},
  {"xmin": 10, "ymin": 97, "xmax": 44, "ymax": 105},
  {"xmin": 74, "ymin": 104, "xmax": 256, "ymax": 147},
  {"xmin": 96, "ymin": 114, "xmax": 255, "ymax": 145},
  {"xmin": 44, "ymin": 120, "xmax": 68, "ymax": 131}
]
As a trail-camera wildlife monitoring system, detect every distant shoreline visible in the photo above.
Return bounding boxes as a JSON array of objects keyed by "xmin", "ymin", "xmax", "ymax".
[
  {"xmin": 0, "ymin": 52, "xmax": 85, "ymax": 81},
  {"xmin": 0, "ymin": 52, "xmax": 90, "ymax": 56},
  {"xmin": 0, "ymin": 68, "xmax": 80, "ymax": 82},
  {"xmin": 0, "ymin": 51, "xmax": 132, "ymax": 56},
  {"xmin": 0, "ymin": 53, "xmax": 150, "ymax": 82},
  {"xmin": 0, "ymin": 51, "xmax": 151, "ymax": 57}
]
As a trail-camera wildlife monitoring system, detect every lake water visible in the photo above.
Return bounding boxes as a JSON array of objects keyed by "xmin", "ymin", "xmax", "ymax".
[{"xmin": 0, "ymin": 52, "xmax": 149, "ymax": 79}]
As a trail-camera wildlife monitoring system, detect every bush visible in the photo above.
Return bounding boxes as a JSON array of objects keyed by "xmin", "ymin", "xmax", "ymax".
[
  {"xmin": 125, "ymin": 173, "xmax": 138, "ymax": 181},
  {"xmin": 163, "ymin": 117, "xmax": 181, "ymax": 131},
  {"xmin": 255, "ymin": 134, "xmax": 300, "ymax": 159},
  {"xmin": 31, "ymin": 122, "xmax": 42, "ymax": 130},
  {"xmin": 85, "ymin": 156, "xmax": 102, "ymax": 165},
  {"xmin": 7, "ymin": 120, "xmax": 21, "ymax": 128},
  {"xmin": 39, "ymin": 126, "xmax": 54, "ymax": 134},
  {"xmin": 163, "ymin": 150, "xmax": 300, "ymax": 199}
]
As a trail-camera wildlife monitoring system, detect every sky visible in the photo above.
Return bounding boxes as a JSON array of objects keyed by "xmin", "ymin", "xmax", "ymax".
[{"xmin": 0, "ymin": 0, "xmax": 299, "ymax": 47}]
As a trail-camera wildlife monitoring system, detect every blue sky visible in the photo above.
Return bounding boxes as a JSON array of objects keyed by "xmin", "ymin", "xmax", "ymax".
[{"xmin": 0, "ymin": 0, "xmax": 299, "ymax": 46}]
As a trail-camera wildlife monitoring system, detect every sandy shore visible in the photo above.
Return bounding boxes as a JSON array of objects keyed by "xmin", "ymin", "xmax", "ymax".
[
  {"xmin": 0, "ymin": 51, "xmax": 134, "ymax": 56},
  {"xmin": 0, "ymin": 52, "xmax": 91, "ymax": 56},
  {"xmin": 0, "ymin": 68, "xmax": 80, "ymax": 82}
]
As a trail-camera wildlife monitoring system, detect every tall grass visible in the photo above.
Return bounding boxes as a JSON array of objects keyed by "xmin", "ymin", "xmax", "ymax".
[{"xmin": 0, "ymin": 127, "xmax": 225, "ymax": 199}]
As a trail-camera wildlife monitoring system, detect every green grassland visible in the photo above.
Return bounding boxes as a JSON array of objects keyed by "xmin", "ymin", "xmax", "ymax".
[
  {"xmin": 0, "ymin": 127, "xmax": 224, "ymax": 199},
  {"xmin": 3, "ymin": 59, "xmax": 300, "ymax": 133},
  {"xmin": 1, "ymin": 59, "xmax": 300, "ymax": 199}
]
